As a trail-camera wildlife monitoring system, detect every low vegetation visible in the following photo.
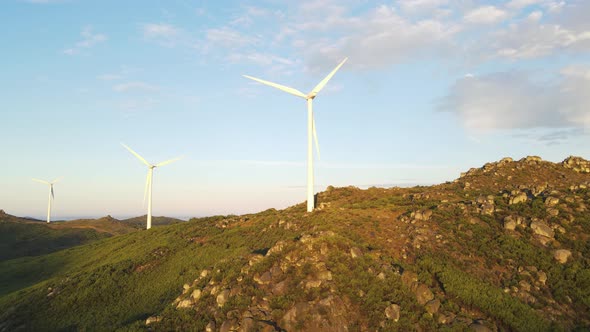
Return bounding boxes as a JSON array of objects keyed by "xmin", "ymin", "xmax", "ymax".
[{"xmin": 1, "ymin": 155, "xmax": 590, "ymax": 331}]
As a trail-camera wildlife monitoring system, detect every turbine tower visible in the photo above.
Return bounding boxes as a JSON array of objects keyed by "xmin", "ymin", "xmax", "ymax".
[
  {"xmin": 32, "ymin": 177, "xmax": 61, "ymax": 223},
  {"xmin": 122, "ymin": 144, "xmax": 182, "ymax": 230},
  {"xmin": 243, "ymin": 57, "xmax": 347, "ymax": 212}
]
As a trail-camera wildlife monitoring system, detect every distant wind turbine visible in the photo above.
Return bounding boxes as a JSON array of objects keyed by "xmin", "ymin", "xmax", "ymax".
[
  {"xmin": 122, "ymin": 143, "xmax": 182, "ymax": 229},
  {"xmin": 243, "ymin": 57, "xmax": 348, "ymax": 212},
  {"xmin": 32, "ymin": 177, "xmax": 62, "ymax": 223}
]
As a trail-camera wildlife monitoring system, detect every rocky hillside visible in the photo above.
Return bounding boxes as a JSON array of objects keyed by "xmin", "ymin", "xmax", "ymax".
[{"xmin": 1, "ymin": 156, "xmax": 590, "ymax": 331}]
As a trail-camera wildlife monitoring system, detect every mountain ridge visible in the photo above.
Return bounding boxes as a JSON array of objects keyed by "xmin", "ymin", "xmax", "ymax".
[{"xmin": 1, "ymin": 155, "xmax": 590, "ymax": 331}]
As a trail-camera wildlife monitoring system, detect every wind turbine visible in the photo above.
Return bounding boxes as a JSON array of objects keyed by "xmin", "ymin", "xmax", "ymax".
[
  {"xmin": 122, "ymin": 143, "xmax": 182, "ymax": 229},
  {"xmin": 243, "ymin": 57, "xmax": 347, "ymax": 212},
  {"xmin": 32, "ymin": 177, "xmax": 62, "ymax": 223}
]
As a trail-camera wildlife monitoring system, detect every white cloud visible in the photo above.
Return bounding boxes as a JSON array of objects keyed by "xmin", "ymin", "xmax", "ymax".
[
  {"xmin": 113, "ymin": 82, "xmax": 159, "ymax": 93},
  {"xmin": 205, "ymin": 27, "xmax": 258, "ymax": 49},
  {"xmin": 142, "ymin": 23, "xmax": 180, "ymax": 47},
  {"xmin": 439, "ymin": 66, "xmax": 590, "ymax": 131},
  {"xmin": 63, "ymin": 26, "xmax": 107, "ymax": 55},
  {"xmin": 493, "ymin": 21, "xmax": 590, "ymax": 59},
  {"xmin": 398, "ymin": 0, "xmax": 449, "ymax": 13},
  {"xmin": 527, "ymin": 10, "xmax": 543, "ymax": 22},
  {"xmin": 464, "ymin": 6, "xmax": 508, "ymax": 24},
  {"xmin": 506, "ymin": 0, "xmax": 543, "ymax": 10}
]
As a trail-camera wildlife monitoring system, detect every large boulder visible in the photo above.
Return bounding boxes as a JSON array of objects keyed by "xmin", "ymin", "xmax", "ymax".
[
  {"xmin": 176, "ymin": 299, "xmax": 192, "ymax": 309},
  {"xmin": 415, "ymin": 284, "xmax": 434, "ymax": 305},
  {"xmin": 510, "ymin": 192, "xmax": 528, "ymax": 205},
  {"xmin": 545, "ymin": 197, "xmax": 560, "ymax": 207},
  {"xmin": 530, "ymin": 221, "xmax": 554, "ymax": 238},
  {"xmin": 384, "ymin": 303, "xmax": 400, "ymax": 322},
  {"xmin": 216, "ymin": 289, "xmax": 230, "ymax": 307},
  {"xmin": 553, "ymin": 249, "xmax": 572, "ymax": 264}
]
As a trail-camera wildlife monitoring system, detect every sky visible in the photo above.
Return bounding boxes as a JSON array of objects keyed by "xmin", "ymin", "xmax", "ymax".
[{"xmin": 1, "ymin": 0, "xmax": 589, "ymax": 219}]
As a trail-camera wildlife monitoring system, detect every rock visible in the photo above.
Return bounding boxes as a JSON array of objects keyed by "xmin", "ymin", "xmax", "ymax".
[
  {"xmin": 254, "ymin": 271, "xmax": 272, "ymax": 285},
  {"xmin": 176, "ymin": 299, "xmax": 192, "ymax": 308},
  {"xmin": 481, "ymin": 203, "xmax": 494, "ymax": 215},
  {"xmin": 562, "ymin": 156, "xmax": 590, "ymax": 173},
  {"xmin": 470, "ymin": 322, "xmax": 493, "ymax": 332},
  {"xmin": 509, "ymin": 192, "xmax": 528, "ymax": 205},
  {"xmin": 530, "ymin": 221, "xmax": 555, "ymax": 238},
  {"xmin": 415, "ymin": 284, "xmax": 434, "ymax": 305},
  {"xmin": 545, "ymin": 197, "xmax": 560, "ymax": 207},
  {"xmin": 401, "ymin": 271, "xmax": 418, "ymax": 289},
  {"xmin": 538, "ymin": 271, "xmax": 548, "ymax": 285},
  {"xmin": 200, "ymin": 269, "xmax": 210, "ymax": 278},
  {"xmin": 205, "ymin": 321, "xmax": 216, "ymax": 332},
  {"xmin": 318, "ymin": 270, "xmax": 333, "ymax": 281},
  {"xmin": 182, "ymin": 283, "xmax": 191, "ymax": 291},
  {"xmin": 239, "ymin": 317, "xmax": 256, "ymax": 332},
  {"xmin": 425, "ymin": 299, "xmax": 440, "ymax": 315},
  {"xmin": 350, "ymin": 247, "xmax": 362, "ymax": 259},
  {"xmin": 191, "ymin": 289, "xmax": 202, "ymax": 300},
  {"xmin": 219, "ymin": 319, "xmax": 239, "ymax": 332},
  {"xmin": 145, "ymin": 316, "xmax": 161, "ymax": 325},
  {"xmin": 249, "ymin": 254, "xmax": 264, "ymax": 266},
  {"xmin": 268, "ymin": 241, "xmax": 286, "ymax": 255},
  {"xmin": 554, "ymin": 249, "xmax": 572, "ymax": 264},
  {"xmin": 524, "ymin": 155, "xmax": 542, "ymax": 163},
  {"xmin": 547, "ymin": 208, "xmax": 559, "ymax": 217},
  {"xmin": 384, "ymin": 303, "xmax": 400, "ymax": 322},
  {"xmin": 519, "ymin": 280, "xmax": 531, "ymax": 292},
  {"xmin": 499, "ymin": 157, "xmax": 513, "ymax": 164},
  {"xmin": 272, "ymin": 280, "xmax": 289, "ymax": 296},
  {"xmin": 305, "ymin": 279, "xmax": 322, "ymax": 289},
  {"xmin": 503, "ymin": 217, "xmax": 517, "ymax": 231},
  {"xmin": 216, "ymin": 289, "xmax": 230, "ymax": 307}
]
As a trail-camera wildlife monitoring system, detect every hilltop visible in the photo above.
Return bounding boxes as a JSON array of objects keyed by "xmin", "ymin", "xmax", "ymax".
[
  {"xmin": 1, "ymin": 155, "xmax": 590, "ymax": 331},
  {"xmin": 0, "ymin": 213, "xmax": 181, "ymax": 262}
]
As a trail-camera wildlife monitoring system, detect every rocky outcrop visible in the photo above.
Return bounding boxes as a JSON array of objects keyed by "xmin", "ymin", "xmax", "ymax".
[{"xmin": 562, "ymin": 156, "xmax": 590, "ymax": 173}]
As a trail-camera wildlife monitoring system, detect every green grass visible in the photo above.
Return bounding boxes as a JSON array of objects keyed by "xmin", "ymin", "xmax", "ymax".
[
  {"xmin": 0, "ymin": 220, "xmax": 110, "ymax": 261},
  {"xmin": 0, "ymin": 215, "xmax": 297, "ymax": 331}
]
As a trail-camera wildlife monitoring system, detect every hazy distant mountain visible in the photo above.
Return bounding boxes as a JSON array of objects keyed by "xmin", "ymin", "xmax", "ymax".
[
  {"xmin": 121, "ymin": 215, "xmax": 185, "ymax": 228},
  {"xmin": 1, "ymin": 156, "xmax": 590, "ymax": 331}
]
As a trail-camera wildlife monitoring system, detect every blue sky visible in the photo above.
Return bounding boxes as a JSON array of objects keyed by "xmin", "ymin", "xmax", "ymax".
[{"xmin": 1, "ymin": 0, "xmax": 589, "ymax": 219}]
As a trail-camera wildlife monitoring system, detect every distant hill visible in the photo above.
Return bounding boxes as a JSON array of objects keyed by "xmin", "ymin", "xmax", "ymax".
[
  {"xmin": 0, "ymin": 211, "xmax": 111, "ymax": 262},
  {"xmin": 121, "ymin": 215, "xmax": 184, "ymax": 228},
  {"xmin": 1, "ymin": 156, "xmax": 590, "ymax": 331},
  {"xmin": 0, "ymin": 213, "xmax": 176, "ymax": 263}
]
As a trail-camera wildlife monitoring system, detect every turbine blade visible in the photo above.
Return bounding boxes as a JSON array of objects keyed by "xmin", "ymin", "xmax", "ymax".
[
  {"xmin": 32, "ymin": 178, "xmax": 50, "ymax": 185},
  {"xmin": 143, "ymin": 170, "xmax": 150, "ymax": 206},
  {"xmin": 156, "ymin": 156, "xmax": 183, "ymax": 167},
  {"xmin": 310, "ymin": 57, "xmax": 348, "ymax": 96},
  {"xmin": 51, "ymin": 177, "xmax": 63, "ymax": 184},
  {"xmin": 243, "ymin": 75, "xmax": 307, "ymax": 98},
  {"xmin": 121, "ymin": 143, "xmax": 151, "ymax": 167},
  {"xmin": 312, "ymin": 112, "xmax": 320, "ymax": 160},
  {"xmin": 51, "ymin": 185, "xmax": 54, "ymax": 199}
]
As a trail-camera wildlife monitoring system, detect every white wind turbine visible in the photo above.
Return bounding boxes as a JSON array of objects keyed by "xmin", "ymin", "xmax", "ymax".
[
  {"xmin": 32, "ymin": 177, "xmax": 62, "ymax": 223},
  {"xmin": 122, "ymin": 144, "xmax": 182, "ymax": 229},
  {"xmin": 244, "ymin": 57, "xmax": 347, "ymax": 212}
]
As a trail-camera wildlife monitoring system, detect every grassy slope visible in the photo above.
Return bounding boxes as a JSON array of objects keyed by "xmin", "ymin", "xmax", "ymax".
[
  {"xmin": 1, "ymin": 158, "xmax": 590, "ymax": 331},
  {"xmin": 0, "ymin": 211, "xmax": 292, "ymax": 331},
  {"xmin": 0, "ymin": 220, "xmax": 110, "ymax": 262}
]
